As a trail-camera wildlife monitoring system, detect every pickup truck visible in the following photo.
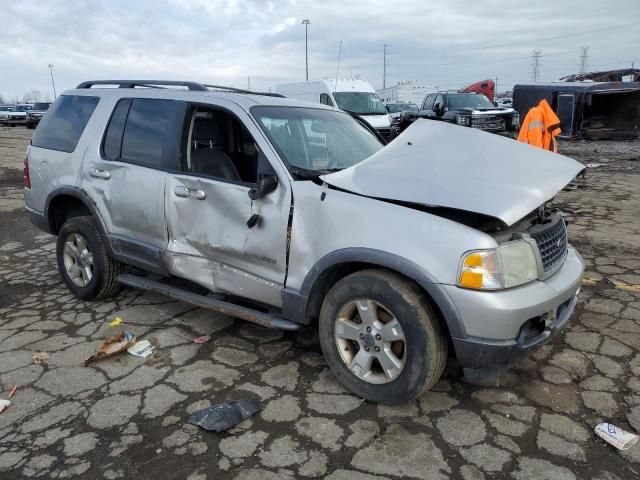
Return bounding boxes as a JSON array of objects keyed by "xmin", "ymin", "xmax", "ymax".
[{"xmin": 418, "ymin": 92, "xmax": 519, "ymax": 135}]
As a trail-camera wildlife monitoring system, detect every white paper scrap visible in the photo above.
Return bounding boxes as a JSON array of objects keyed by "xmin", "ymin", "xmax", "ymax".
[
  {"xmin": 127, "ymin": 340, "xmax": 154, "ymax": 358},
  {"xmin": 595, "ymin": 423, "xmax": 639, "ymax": 451}
]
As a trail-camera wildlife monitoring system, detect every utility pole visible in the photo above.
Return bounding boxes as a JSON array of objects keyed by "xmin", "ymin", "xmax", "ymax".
[
  {"xmin": 302, "ymin": 19, "xmax": 310, "ymax": 81},
  {"xmin": 247, "ymin": 77, "xmax": 251, "ymax": 90},
  {"xmin": 531, "ymin": 49, "xmax": 542, "ymax": 82},
  {"xmin": 383, "ymin": 44, "xmax": 388, "ymax": 89},
  {"xmin": 334, "ymin": 40, "xmax": 343, "ymax": 90},
  {"xmin": 48, "ymin": 64, "xmax": 57, "ymax": 99},
  {"xmin": 578, "ymin": 46, "xmax": 590, "ymax": 74},
  {"xmin": 494, "ymin": 76, "xmax": 498, "ymax": 100}
]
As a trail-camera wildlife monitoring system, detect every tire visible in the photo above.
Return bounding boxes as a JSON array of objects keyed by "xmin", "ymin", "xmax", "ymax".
[
  {"xmin": 56, "ymin": 216, "xmax": 122, "ymax": 300},
  {"xmin": 319, "ymin": 269, "xmax": 448, "ymax": 404}
]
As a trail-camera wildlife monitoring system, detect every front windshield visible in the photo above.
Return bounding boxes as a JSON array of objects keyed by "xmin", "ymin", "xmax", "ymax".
[
  {"xmin": 447, "ymin": 94, "xmax": 495, "ymax": 109},
  {"xmin": 33, "ymin": 103, "xmax": 51, "ymax": 110},
  {"xmin": 14, "ymin": 105, "xmax": 31, "ymax": 112},
  {"xmin": 252, "ymin": 106, "xmax": 383, "ymax": 175},
  {"xmin": 333, "ymin": 92, "xmax": 387, "ymax": 115},
  {"xmin": 0, "ymin": 107, "xmax": 12, "ymax": 111}
]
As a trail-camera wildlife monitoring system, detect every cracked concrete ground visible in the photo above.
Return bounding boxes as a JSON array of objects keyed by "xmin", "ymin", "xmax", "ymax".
[{"xmin": 1, "ymin": 125, "xmax": 639, "ymax": 479}]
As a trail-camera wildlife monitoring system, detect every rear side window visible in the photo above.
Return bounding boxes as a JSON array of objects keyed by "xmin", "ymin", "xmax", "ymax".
[
  {"xmin": 31, "ymin": 95, "xmax": 99, "ymax": 152},
  {"xmin": 121, "ymin": 99, "xmax": 175, "ymax": 168},
  {"xmin": 102, "ymin": 98, "xmax": 182, "ymax": 169},
  {"xmin": 102, "ymin": 99, "xmax": 131, "ymax": 160}
]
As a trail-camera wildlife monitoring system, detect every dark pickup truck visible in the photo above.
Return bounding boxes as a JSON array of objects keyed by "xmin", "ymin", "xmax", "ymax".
[{"xmin": 418, "ymin": 92, "xmax": 519, "ymax": 135}]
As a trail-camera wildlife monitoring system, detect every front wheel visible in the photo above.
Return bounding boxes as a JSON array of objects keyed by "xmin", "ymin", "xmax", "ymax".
[
  {"xmin": 56, "ymin": 216, "xmax": 122, "ymax": 300},
  {"xmin": 318, "ymin": 269, "xmax": 448, "ymax": 404}
]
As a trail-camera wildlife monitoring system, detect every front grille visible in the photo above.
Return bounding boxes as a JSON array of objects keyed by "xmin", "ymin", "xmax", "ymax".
[
  {"xmin": 530, "ymin": 217, "xmax": 568, "ymax": 272},
  {"xmin": 376, "ymin": 128, "xmax": 392, "ymax": 141},
  {"xmin": 471, "ymin": 115, "xmax": 505, "ymax": 131}
]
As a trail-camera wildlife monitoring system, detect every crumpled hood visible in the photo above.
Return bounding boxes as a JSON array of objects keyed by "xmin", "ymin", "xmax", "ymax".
[{"xmin": 324, "ymin": 119, "xmax": 584, "ymax": 226}]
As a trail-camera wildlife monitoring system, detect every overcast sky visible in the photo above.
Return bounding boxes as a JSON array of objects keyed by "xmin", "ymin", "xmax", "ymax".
[{"xmin": 1, "ymin": 0, "xmax": 639, "ymax": 100}]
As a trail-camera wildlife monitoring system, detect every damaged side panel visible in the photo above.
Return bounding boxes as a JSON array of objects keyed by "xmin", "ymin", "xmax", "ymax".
[
  {"xmin": 286, "ymin": 181, "xmax": 498, "ymax": 291},
  {"xmin": 165, "ymin": 174, "xmax": 291, "ymax": 307}
]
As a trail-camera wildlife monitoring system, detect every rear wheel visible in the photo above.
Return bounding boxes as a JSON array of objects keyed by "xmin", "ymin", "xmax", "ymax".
[
  {"xmin": 56, "ymin": 216, "xmax": 122, "ymax": 300},
  {"xmin": 319, "ymin": 269, "xmax": 448, "ymax": 404}
]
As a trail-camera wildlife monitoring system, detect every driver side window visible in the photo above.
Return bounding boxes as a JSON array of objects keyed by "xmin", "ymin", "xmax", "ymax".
[{"xmin": 184, "ymin": 107, "xmax": 262, "ymax": 184}]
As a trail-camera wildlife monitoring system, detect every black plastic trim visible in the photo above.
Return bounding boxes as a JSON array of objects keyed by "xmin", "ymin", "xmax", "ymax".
[
  {"xmin": 109, "ymin": 235, "xmax": 169, "ymax": 276},
  {"xmin": 294, "ymin": 247, "xmax": 465, "ymax": 337},
  {"xmin": 27, "ymin": 209, "xmax": 52, "ymax": 234}
]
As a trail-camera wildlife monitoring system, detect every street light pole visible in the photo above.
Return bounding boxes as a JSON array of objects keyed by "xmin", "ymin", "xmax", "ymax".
[
  {"xmin": 48, "ymin": 64, "xmax": 57, "ymax": 99},
  {"xmin": 302, "ymin": 19, "xmax": 310, "ymax": 81}
]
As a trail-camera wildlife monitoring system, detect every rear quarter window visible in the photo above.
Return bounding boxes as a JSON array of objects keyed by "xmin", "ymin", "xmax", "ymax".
[{"xmin": 31, "ymin": 95, "xmax": 99, "ymax": 153}]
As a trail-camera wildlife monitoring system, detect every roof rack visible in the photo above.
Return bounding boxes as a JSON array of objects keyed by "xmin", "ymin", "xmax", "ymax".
[{"xmin": 76, "ymin": 80, "xmax": 284, "ymax": 97}]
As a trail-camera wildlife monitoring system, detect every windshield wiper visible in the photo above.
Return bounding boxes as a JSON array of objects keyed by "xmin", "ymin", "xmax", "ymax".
[{"xmin": 290, "ymin": 166, "xmax": 323, "ymax": 180}]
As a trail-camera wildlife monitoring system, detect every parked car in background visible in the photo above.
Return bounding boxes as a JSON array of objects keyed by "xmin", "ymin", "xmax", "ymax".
[
  {"xmin": 386, "ymin": 101, "xmax": 419, "ymax": 132},
  {"xmin": 276, "ymin": 79, "xmax": 397, "ymax": 141},
  {"xmin": 419, "ymin": 92, "xmax": 519, "ymax": 135},
  {"xmin": 26, "ymin": 102, "xmax": 52, "ymax": 128},
  {"xmin": 2, "ymin": 104, "xmax": 33, "ymax": 126},
  {"xmin": 0, "ymin": 105, "xmax": 14, "ymax": 125},
  {"xmin": 25, "ymin": 79, "xmax": 584, "ymax": 404},
  {"xmin": 496, "ymin": 97, "xmax": 513, "ymax": 107}
]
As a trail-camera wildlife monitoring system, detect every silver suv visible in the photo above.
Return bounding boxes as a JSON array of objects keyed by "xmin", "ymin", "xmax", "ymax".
[{"xmin": 24, "ymin": 80, "xmax": 584, "ymax": 404}]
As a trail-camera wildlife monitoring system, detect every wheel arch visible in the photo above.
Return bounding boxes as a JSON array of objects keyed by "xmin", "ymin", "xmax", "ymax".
[
  {"xmin": 285, "ymin": 248, "xmax": 466, "ymax": 339},
  {"xmin": 45, "ymin": 187, "xmax": 113, "ymax": 254}
]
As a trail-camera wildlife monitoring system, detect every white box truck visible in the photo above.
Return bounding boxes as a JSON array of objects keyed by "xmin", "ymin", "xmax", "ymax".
[{"xmin": 275, "ymin": 79, "xmax": 396, "ymax": 141}]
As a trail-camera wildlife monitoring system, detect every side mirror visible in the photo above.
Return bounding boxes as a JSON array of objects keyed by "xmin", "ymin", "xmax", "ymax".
[
  {"xmin": 248, "ymin": 175, "xmax": 278, "ymax": 200},
  {"xmin": 434, "ymin": 103, "xmax": 443, "ymax": 114}
]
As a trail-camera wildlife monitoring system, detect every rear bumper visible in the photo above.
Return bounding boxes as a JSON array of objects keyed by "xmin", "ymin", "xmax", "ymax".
[{"xmin": 446, "ymin": 246, "xmax": 584, "ymax": 373}]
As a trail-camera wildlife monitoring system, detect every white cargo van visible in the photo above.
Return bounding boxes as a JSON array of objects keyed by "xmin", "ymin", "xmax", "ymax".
[{"xmin": 276, "ymin": 79, "xmax": 396, "ymax": 141}]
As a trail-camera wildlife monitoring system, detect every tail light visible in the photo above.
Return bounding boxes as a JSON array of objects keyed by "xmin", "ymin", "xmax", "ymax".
[{"xmin": 24, "ymin": 156, "xmax": 31, "ymax": 189}]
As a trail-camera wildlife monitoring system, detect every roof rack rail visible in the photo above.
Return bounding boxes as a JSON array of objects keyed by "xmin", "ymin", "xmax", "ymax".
[
  {"xmin": 76, "ymin": 80, "xmax": 285, "ymax": 97},
  {"xmin": 76, "ymin": 80, "xmax": 208, "ymax": 91},
  {"xmin": 203, "ymin": 84, "xmax": 284, "ymax": 98}
]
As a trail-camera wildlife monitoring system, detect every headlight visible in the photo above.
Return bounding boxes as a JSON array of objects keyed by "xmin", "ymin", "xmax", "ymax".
[
  {"xmin": 455, "ymin": 114, "xmax": 471, "ymax": 126},
  {"xmin": 458, "ymin": 240, "xmax": 538, "ymax": 290}
]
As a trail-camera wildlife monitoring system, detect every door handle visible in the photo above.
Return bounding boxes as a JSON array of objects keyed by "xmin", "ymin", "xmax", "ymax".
[
  {"xmin": 88, "ymin": 168, "xmax": 111, "ymax": 180},
  {"xmin": 174, "ymin": 185, "xmax": 206, "ymax": 200}
]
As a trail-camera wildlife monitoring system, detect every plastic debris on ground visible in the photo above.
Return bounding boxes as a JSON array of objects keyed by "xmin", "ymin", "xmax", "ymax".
[
  {"xmin": 109, "ymin": 317, "xmax": 123, "ymax": 327},
  {"xmin": 189, "ymin": 400, "xmax": 261, "ymax": 432},
  {"xmin": 32, "ymin": 352, "xmax": 49, "ymax": 365},
  {"xmin": 193, "ymin": 335, "xmax": 211, "ymax": 344},
  {"xmin": 8, "ymin": 386, "xmax": 17, "ymax": 399},
  {"xmin": 83, "ymin": 331, "xmax": 136, "ymax": 366},
  {"xmin": 127, "ymin": 340, "xmax": 154, "ymax": 358},
  {"xmin": 595, "ymin": 423, "xmax": 639, "ymax": 450},
  {"xmin": 0, "ymin": 399, "xmax": 10, "ymax": 414}
]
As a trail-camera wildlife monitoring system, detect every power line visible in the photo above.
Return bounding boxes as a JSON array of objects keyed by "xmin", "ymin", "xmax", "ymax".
[{"xmin": 387, "ymin": 21, "xmax": 640, "ymax": 57}]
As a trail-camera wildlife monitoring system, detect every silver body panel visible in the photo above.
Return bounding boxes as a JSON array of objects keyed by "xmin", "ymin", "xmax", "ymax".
[
  {"xmin": 25, "ymin": 86, "xmax": 584, "ymax": 351},
  {"xmin": 444, "ymin": 246, "xmax": 583, "ymax": 340},
  {"xmin": 324, "ymin": 119, "xmax": 584, "ymax": 226}
]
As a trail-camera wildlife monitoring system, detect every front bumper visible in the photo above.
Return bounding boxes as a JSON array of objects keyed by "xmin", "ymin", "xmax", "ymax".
[{"xmin": 445, "ymin": 246, "xmax": 584, "ymax": 373}]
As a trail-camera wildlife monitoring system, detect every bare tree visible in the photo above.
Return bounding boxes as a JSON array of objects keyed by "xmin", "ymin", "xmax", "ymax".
[
  {"xmin": 0, "ymin": 93, "xmax": 6, "ymax": 105},
  {"xmin": 21, "ymin": 89, "xmax": 44, "ymax": 103}
]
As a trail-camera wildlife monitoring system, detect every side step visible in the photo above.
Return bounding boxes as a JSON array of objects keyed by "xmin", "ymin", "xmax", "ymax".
[{"xmin": 117, "ymin": 274, "xmax": 301, "ymax": 331}]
